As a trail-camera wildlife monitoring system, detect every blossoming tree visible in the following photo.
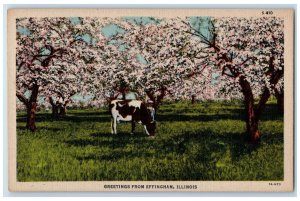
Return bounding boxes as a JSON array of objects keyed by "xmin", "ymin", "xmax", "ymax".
[
  {"xmin": 16, "ymin": 16, "xmax": 284, "ymax": 141},
  {"xmin": 103, "ymin": 18, "xmax": 209, "ymax": 111},
  {"xmin": 183, "ymin": 17, "xmax": 284, "ymax": 143},
  {"xmin": 16, "ymin": 17, "xmax": 105, "ymax": 130}
]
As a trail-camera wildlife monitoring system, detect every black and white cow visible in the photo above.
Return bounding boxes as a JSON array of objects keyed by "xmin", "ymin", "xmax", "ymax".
[{"xmin": 109, "ymin": 100, "xmax": 156, "ymax": 136}]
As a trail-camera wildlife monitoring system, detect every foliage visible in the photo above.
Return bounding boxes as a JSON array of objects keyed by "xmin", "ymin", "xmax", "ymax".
[{"xmin": 16, "ymin": 16, "xmax": 284, "ymax": 108}]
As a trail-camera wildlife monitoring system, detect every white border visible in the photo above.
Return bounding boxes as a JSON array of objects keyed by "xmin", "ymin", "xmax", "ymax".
[{"xmin": 1, "ymin": 0, "xmax": 299, "ymax": 199}]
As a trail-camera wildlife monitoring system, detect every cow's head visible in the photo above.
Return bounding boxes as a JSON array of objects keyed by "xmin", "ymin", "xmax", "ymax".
[{"xmin": 146, "ymin": 121, "xmax": 156, "ymax": 136}]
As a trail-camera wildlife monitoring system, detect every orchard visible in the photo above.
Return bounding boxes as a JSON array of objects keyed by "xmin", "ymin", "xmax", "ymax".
[
  {"xmin": 16, "ymin": 16, "xmax": 283, "ymax": 143},
  {"xmin": 16, "ymin": 16, "xmax": 284, "ymax": 181}
]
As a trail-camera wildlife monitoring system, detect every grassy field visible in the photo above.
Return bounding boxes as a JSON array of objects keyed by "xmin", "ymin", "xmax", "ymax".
[{"xmin": 17, "ymin": 100, "xmax": 283, "ymax": 181}]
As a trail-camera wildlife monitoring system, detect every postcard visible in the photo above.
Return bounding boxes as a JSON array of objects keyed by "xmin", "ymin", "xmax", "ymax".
[{"xmin": 7, "ymin": 8, "xmax": 294, "ymax": 192}]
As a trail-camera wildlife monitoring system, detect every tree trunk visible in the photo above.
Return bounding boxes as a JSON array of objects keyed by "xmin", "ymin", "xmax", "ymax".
[
  {"xmin": 122, "ymin": 92, "xmax": 126, "ymax": 100},
  {"xmin": 49, "ymin": 97, "xmax": 59, "ymax": 119},
  {"xmin": 145, "ymin": 87, "xmax": 167, "ymax": 113},
  {"xmin": 255, "ymin": 87, "xmax": 271, "ymax": 119},
  {"xmin": 26, "ymin": 102, "xmax": 37, "ymax": 131},
  {"xmin": 59, "ymin": 104, "xmax": 67, "ymax": 116},
  {"xmin": 245, "ymin": 101, "xmax": 260, "ymax": 144},
  {"xmin": 191, "ymin": 95, "xmax": 196, "ymax": 104},
  {"xmin": 274, "ymin": 89, "xmax": 284, "ymax": 114},
  {"xmin": 239, "ymin": 76, "xmax": 260, "ymax": 143},
  {"xmin": 25, "ymin": 84, "xmax": 39, "ymax": 131},
  {"xmin": 59, "ymin": 107, "xmax": 66, "ymax": 116},
  {"xmin": 52, "ymin": 105, "xmax": 59, "ymax": 118}
]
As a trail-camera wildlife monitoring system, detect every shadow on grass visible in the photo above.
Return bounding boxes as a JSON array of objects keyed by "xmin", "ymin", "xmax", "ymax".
[
  {"xmin": 228, "ymin": 132, "xmax": 283, "ymax": 161},
  {"xmin": 16, "ymin": 103, "xmax": 282, "ymax": 124},
  {"xmin": 17, "ymin": 110, "xmax": 110, "ymax": 118},
  {"xmin": 16, "ymin": 125, "xmax": 62, "ymax": 132},
  {"xmin": 76, "ymin": 150, "xmax": 154, "ymax": 161},
  {"xmin": 90, "ymin": 132, "xmax": 148, "ymax": 138},
  {"xmin": 17, "ymin": 103, "xmax": 283, "ymax": 162},
  {"xmin": 61, "ymin": 115, "xmax": 110, "ymax": 123},
  {"xmin": 156, "ymin": 113, "xmax": 243, "ymax": 122},
  {"xmin": 64, "ymin": 131, "xmax": 151, "ymax": 149},
  {"xmin": 164, "ymin": 129, "xmax": 283, "ymax": 162},
  {"xmin": 17, "ymin": 113, "xmax": 111, "ymax": 123},
  {"xmin": 65, "ymin": 110, "xmax": 111, "ymax": 116},
  {"xmin": 157, "ymin": 104, "xmax": 282, "ymax": 122},
  {"xmin": 65, "ymin": 126, "xmax": 283, "ymax": 164}
]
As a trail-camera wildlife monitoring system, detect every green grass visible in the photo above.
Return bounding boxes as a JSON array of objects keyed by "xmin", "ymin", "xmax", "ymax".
[{"xmin": 17, "ymin": 101, "xmax": 283, "ymax": 181}]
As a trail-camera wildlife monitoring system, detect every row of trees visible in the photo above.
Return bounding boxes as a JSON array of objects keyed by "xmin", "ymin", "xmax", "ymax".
[{"xmin": 16, "ymin": 16, "xmax": 284, "ymax": 143}]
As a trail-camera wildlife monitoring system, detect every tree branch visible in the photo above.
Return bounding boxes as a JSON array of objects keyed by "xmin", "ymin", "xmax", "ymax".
[
  {"xmin": 16, "ymin": 92, "xmax": 29, "ymax": 106},
  {"xmin": 49, "ymin": 96, "xmax": 55, "ymax": 106}
]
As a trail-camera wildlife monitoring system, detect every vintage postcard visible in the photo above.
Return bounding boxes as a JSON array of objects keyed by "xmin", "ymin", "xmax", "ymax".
[{"xmin": 7, "ymin": 8, "xmax": 294, "ymax": 192}]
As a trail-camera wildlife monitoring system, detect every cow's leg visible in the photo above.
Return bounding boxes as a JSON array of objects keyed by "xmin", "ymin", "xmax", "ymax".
[
  {"xmin": 111, "ymin": 117, "xmax": 117, "ymax": 134},
  {"xmin": 143, "ymin": 125, "xmax": 150, "ymax": 136},
  {"xmin": 131, "ymin": 121, "xmax": 136, "ymax": 134},
  {"xmin": 113, "ymin": 117, "xmax": 117, "ymax": 135},
  {"xmin": 111, "ymin": 118, "xmax": 114, "ymax": 134}
]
